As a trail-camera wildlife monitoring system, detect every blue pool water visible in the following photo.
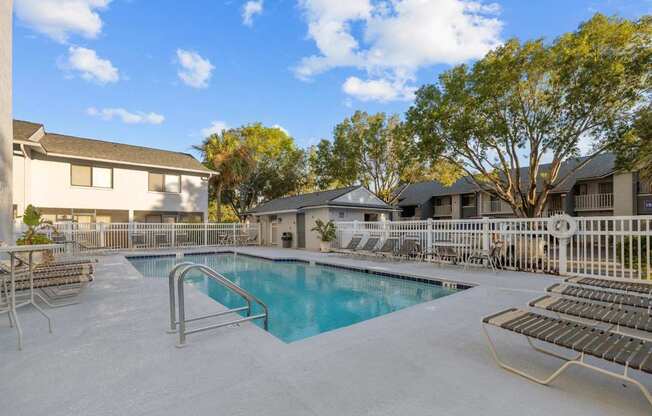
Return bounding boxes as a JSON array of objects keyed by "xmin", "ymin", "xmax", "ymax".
[{"xmin": 129, "ymin": 253, "xmax": 458, "ymax": 342}]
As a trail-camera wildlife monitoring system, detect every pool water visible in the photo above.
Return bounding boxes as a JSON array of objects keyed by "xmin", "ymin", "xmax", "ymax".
[{"xmin": 129, "ymin": 253, "xmax": 458, "ymax": 342}]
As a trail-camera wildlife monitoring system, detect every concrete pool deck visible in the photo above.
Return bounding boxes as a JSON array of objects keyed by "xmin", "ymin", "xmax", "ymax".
[{"xmin": 1, "ymin": 247, "xmax": 650, "ymax": 415}]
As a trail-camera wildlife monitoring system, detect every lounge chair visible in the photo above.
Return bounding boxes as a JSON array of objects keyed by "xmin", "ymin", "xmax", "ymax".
[
  {"xmin": 547, "ymin": 283, "xmax": 651, "ymax": 311},
  {"xmin": 464, "ymin": 240, "xmax": 505, "ymax": 272},
  {"xmin": 331, "ymin": 235, "xmax": 363, "ymax": 254},
  {"xmin": 175, "ymin": 233, "xmax": 192, "ymax": 247},
  {"xmin": 482, "ymin": 308, "xmax": 652, "ymax": 407},
  {"xmin": 241, "ymin": 233, "xmax": 259, "ymax": 245},
  {"xmin": 565, "ymin": 276, "xmax": 652, "ymax": 296},
  {"xmin": 396, "ymin": 239, "xmax": 422, "ymax": 260},
  {"xmin": 131, "ymin": 233, "xmax": 146, "ymax": 248},
  {"xmin": 529, "ymin": 295, "xmax": 652, "ymax": 339},
  {"xmin": 155, "ymin": 233, "xmax": 170, "ymax": 248},
  {"xmin": 374, "ymin": 238, "xmax": 399, "ymax": 257},
  {"xmin": 1, "ymin": 262, "xmax": 94, "ymax": 307},
  {"xmin": 356, "ymin": 236, "xmax": 380, "ymax": 254}
]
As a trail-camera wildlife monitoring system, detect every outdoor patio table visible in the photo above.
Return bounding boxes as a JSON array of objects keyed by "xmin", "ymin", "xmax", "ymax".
[
  {"xmin": 428, "ymin": 241, "xmax": 468, "ymax": 264},
  {"xmin": 0, "ymin": 244, "xmax": 63, "ymax": 350}
]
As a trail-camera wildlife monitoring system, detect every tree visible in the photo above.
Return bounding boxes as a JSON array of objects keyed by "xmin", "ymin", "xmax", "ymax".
[
  {"xmin": 311, "ymin": 111, "xmax": 425, "ymax": 201},
  {"xmin": 194, "ymin": 131, "xmax": 253, "ymax": 222},
  {"xmin": 406, "ymin": 14, "xmax": 651, "ymax": 217},
  {"xmin": 614, "ymin": 104, "xmax": 652, "ymax": 180},
  {"xmin": 197, "ymin": 124, "xmax": 308, "ymax": 220}
]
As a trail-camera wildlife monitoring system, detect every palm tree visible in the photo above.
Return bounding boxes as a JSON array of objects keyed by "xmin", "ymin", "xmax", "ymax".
[{"xmin": 194, "ymin": 131, "xmax": 252, "ymax": 222}]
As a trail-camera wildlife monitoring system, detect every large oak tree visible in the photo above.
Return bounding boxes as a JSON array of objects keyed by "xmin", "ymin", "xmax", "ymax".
[
  {"xmin": 406, "ymin": 14, "xmax": 651, "ymax": 217},
  {"xmin": 311, "ymin": 111, "xmax": 426, "ymax": 202}
]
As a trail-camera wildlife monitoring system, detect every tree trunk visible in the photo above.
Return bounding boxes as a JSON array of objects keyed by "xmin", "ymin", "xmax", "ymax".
[{"xmin": 216, "ymin": 183, "xmax": 223, "ymax": 222}]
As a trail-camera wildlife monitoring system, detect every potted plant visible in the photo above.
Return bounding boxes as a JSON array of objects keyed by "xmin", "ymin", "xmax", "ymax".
[
  {"xmin": 16, "ymin": 205, "xmax": 57, "ymax": 263},
  {"xmin": 311, "ymin": 219, "xmax": 336, "ymax": 252}
]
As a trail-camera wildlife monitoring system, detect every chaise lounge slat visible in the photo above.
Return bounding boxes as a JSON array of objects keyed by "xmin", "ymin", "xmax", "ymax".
[
  {"xmin": 565, "ymin": 276, "xmax": 652, "ymax": 296},
  {"xmin": 548, "ymin": 283, "xmax": 652, "ymax": 311}
]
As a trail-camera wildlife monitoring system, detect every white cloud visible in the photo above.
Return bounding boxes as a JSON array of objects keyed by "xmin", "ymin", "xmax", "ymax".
[
  {"xmin": 201, "ymin": 120, "xmax": 229, "ymax": 137},
  {"xmin": 296, "ymin": 0, "xmax": 502, "ymax": 102},
  {"xmin": 342, "ymin": 76, "xmax": 414, "ymax": 102},
  {"xmin": 87, "ymin": 107, "xmax": 165, "ymax": 124},
  {"xmin": 63, "ymin": 46, "xmax": 119, "ymax": 84},
  {"xmin": 272, "ymin": 124, "xmax": 290, "ymax": 136},
  {"xmin": 176, "ymin": 49, "xmax": 215, "ymax": 89},
  {"xmin": 242, "ymin": 1, "xmax": 264, "ymax": 26},
  {"xmin": 15, "ymin": 0, "xmax": 112, "ymax": 43}
]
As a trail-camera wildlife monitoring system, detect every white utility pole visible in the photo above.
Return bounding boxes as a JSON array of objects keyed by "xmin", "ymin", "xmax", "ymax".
[{"xmin": 0, "ymin": 0, "xmax": 13, "ymax": 244}]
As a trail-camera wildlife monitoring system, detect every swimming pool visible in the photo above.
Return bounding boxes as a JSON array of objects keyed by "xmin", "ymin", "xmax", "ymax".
[{"xmin": 129, "ymin": 253, "xmax": 462, "ymax": 342}]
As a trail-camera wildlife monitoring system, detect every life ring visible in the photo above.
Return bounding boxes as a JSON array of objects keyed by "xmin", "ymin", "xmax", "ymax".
[{"xmin": 547, "ymin": 214, "xmax": 577, "ymax": 239}]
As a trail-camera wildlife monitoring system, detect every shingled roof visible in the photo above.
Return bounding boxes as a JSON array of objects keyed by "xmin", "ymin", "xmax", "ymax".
[
  {"xmin": 13, "ymin": 120, "xmax": 43, "ymax": 141},
  {"xmin": 249, "ymin": 186, "xmax": 395, "ymax": 214},
  {"xmin": 396, "ymin": 153, "xmax": 618, "ymax": 207},
  {"xmin": 13, "ymin": 119, "xmax": 213, "ymax": 174}
]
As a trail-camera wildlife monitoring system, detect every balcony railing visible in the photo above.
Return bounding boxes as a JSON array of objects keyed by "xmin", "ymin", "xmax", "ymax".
[
  {"xmin": 639, "ymin": 181, "xmax": 652, "ymax": 194},
  {"xmin": 433, "ymin": 204, "xmax": 452, "ymax": 216},
  {"xmin": 482, "ymin": 199, "xmax": 512, "ymax": 214},
  {"xmin": 574, "ymin": 193, "xmax": 613, "ymax": 211}
]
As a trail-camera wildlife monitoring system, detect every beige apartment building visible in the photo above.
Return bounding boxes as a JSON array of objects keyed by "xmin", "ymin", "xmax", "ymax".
[
  {"xmin": 12, "ymin": 120, "xmax": 214, "ymax": 224},
  {"xmin": 394, "ymin": 153, "xmax": 651, "ymax": 220}
]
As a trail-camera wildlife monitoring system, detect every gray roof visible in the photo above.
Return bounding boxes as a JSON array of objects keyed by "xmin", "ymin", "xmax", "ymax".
[
  {"xmin": 249, "ymin": 186, "xmax": 394, "ymax": 214},
  {"xmin": 397, "ymin": 153, "xmax": 618, "ymax": 207},
  {"xmin": 13, "ymin": 119, "xmax": 213, "ymax": 174}
]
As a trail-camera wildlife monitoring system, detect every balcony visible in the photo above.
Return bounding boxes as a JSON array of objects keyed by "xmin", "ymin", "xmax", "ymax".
[
  {"xmin": 639, "ymin": 181, "xmax": 652, "ymax": 194},
  {"xmin": 574, "ymin": 193, "xmax": 613, "ymax": 211},
  {"xmin": 433, "ymin": 204, "xmax": 452, "ymax": 216},
  {"xmin": 482, "ymin": 199, "xmax": 512, "ymax": 214}
]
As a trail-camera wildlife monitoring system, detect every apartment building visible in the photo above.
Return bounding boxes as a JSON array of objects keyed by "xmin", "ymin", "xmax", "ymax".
[
  {"xmin": 12, "ymin": 120, "xmax": 214, "ymax": 223},
  {"xmin": 394, "ymin": 153, "xmax": 651, "ymax": 219}
]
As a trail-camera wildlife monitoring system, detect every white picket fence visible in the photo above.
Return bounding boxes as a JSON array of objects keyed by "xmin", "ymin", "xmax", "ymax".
[
  {"xmin": 14, "ymin": 222, "xmax": 261, "ymax": 253},
  {"xmin": 335, "ymin": 216, "xmax": 652, "ymax": 280}
]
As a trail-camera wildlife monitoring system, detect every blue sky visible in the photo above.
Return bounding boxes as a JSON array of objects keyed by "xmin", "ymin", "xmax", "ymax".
[{"xmin": 12, "ymin": 0, "xmax": 651, "ymax": 156}]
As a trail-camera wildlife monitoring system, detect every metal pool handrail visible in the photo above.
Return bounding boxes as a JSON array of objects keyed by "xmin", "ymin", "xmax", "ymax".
[{"xmin": 168, "ymin": 262, "xmax": 269, "ymax": 347}]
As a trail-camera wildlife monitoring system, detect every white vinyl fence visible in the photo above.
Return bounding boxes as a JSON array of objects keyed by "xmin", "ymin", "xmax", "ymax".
[
  {"xmin": 14, "ymin": 222, "xmax": 261, "ymax": 253},
  {"xmin": 335, "ymin": 216, "xmax": 652, "ymax": 280}
]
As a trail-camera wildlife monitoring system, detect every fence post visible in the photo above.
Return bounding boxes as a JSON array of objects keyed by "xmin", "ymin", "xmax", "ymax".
[
  {"xmin": 99, "ymin": 222, "xmax": 106, "ymax": 248},
  {"xmin": 128, "ymin": 221, "xmax": 133, "ymax": 249},
  {"xmin": 204, "ymin": 222, "xmax": 208, "ymax": 246},
  {"xmin": 233, "ymin": 222, "xmax": 237, "ymax": 245},
  {"xmin": 559, "ymin": 237, "xmax": 568, "ymax": 275},
  {"xmin": 427, "ymin": 218, "xmax": 433, "ymax": 252},
  {"xmin": 172, "ymin": 223, "xmax": 176, "ymax": 247},
  {"xmin": 482, "ymin": 217, "xmax": 490, "ymax": 252}
]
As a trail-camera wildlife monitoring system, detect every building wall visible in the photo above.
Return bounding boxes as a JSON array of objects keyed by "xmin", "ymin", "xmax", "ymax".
[
  {"xmin": 613, "ymin": 172, "xmax": 635, "ymax": 216},
  {"xmin": 0, "ymin": 0, "xmax": 12, "ymax": 242},
  {"xmin": 13, "ymin": 153, "xmax": 209, "ymax": 220}
]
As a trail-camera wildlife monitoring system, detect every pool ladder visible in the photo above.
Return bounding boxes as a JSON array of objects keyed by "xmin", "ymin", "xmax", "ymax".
[{"xmin": 168, "ymin": 262, "xmax": 269, "ymax": 347}]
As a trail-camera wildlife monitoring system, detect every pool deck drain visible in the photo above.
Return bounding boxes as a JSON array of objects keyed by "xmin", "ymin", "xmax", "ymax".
[{"xmin": 0, "ymin": 246, "xmax": 650, "ymax": 416}]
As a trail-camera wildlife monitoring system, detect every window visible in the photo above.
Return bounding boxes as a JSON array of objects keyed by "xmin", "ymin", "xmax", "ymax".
[
  {"xmin": 598, "ymin": 182, "xmax": 613, "ymax": 194},
  {"xmin": 92, "ymin": 167, "xmax": 112, "ymax": 188},
  {"xmin": 71, "ymin": 165, "xmax": 112, "ymax": 188},
  {"xmin": 338, "ymin": 211, "xmax": 345, "ymax": 219},
  {"xmin": 71, "ymin": 165, "xmax": 91, "ymax": 187},
  {"xmin": 165, "ymin": 175, "xmax": 180, "ymax": 193},
  {"xmin": 148, "ymin": 173, "xmax": 181, "ymax": 193},
  {"xmin": 364, "ymin": 213, "xmax": 379, "ymax": 222},
  {"xmin": 577, "ymin": 183, "xmax": 589, "ymax": 195},
  {"xmin": 461, "ymin": 194, "xmax": 476, "ymax": 207}
]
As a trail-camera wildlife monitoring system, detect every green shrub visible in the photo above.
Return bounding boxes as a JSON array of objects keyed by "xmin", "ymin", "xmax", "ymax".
[{"xmin": 16, "ymin": 205, "xmax": 55, "ymax": 246}]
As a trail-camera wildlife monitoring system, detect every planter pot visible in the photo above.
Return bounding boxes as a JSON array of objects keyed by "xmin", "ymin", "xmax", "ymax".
[{"xmin": 319, "ymin": 241, "xmax": 331, "ymax": 252}]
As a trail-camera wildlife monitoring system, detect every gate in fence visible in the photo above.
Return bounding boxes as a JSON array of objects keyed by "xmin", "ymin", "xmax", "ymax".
[{"xmin": 335, "ymin": 215, "xmax": 652, "ymax": 280}]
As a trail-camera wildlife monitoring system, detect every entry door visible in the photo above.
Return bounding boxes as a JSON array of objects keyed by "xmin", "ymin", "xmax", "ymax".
[{"xmin": 296, "ymin": 213, "xmax": 306, "ymax": 249}]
